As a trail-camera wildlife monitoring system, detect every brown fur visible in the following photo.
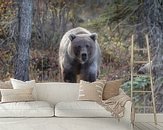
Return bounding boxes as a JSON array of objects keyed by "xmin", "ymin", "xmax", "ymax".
[{"xmin": 59, "ymin": 27, "xmax": 101, "ymax": 83}]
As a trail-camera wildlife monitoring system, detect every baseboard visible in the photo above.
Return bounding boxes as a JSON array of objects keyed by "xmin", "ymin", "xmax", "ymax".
[{"xmin": 135, "ymin": 113, "xmax": 163, "ymax": 122}]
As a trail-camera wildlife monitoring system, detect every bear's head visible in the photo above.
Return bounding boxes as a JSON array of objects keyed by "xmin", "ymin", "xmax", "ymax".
[{"xmin": 68, "ymin": 33, "xmax": 97, "ymax": 64}]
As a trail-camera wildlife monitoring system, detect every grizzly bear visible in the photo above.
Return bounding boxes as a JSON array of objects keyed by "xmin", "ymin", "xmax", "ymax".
[{"xmin": 59, "ymin": 27, "xmax": 101, "ymax": 83}]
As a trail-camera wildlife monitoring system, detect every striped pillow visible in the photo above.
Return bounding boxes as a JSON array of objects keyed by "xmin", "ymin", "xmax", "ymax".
[
  {"xmin": 1, "ymin": 87, "xmax": 34, "ymax": 103},
  {"xmin": 78, "ymin": 80, "xmax": 106, "ymax": 102}
]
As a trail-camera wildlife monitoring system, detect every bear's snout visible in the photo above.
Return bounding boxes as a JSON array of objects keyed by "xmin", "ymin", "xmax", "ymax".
[{"xmin": 81, "ymin": 53, "xmax": 88, "ymax": 62}]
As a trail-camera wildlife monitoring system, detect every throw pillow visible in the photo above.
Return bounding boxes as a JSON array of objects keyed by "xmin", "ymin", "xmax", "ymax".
[
  {"xmin": 1, "ymin": 87, "xmax": 34, "ymax": 103},
  {"xmin": 0, "ymin": 80, "xmax": 13, "ymax": 101},
  {"xmin": 102, "ymin": 79, "xmax": 123, "ymax": 100},
  {"xmin": 78, "ymin": 80, "xmax": 106, "ymax": 102},
  {"xmin": 10, "ymin": 78, "xmax": 35, "ymax": 89},
  {"xmin": 0, "ymin": 81, "xmax": 13, "ymax": 89},
  {"xmin": 10, "ymin": 78, "xmax": 37, "ymax": 100}
]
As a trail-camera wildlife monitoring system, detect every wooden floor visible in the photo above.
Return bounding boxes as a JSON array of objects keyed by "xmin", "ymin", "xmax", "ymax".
[
  {"xmin": 134, "ymin": 122, "xmax": 163, "ymax": 130},
  {"xmin": 134, "ymin": 114, "xmax": 163, "ymax": 130}
]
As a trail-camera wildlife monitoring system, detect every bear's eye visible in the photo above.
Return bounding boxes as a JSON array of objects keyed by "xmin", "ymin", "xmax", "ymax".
[
  {"xmin": 86, "ymin": 45, "xmax": 90, "ymax": 48},
  {"xmin": 77, "ymin": 45, "xmax": 81, "ymax": 49}
]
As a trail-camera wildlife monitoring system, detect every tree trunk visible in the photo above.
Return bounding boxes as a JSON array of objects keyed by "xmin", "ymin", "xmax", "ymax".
[
  {"xmin": 144, "ymin": 0, "xmax": 163, "ymax": 112},
  {"xmin": 135, "ymin": 1, "xmax": 144, "ymax": 50},
  {"xmin": 14, "ymin": 0, "xmax": 33, "ymax": 81}
]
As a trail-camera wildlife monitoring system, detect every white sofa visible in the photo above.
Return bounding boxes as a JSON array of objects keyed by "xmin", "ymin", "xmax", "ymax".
[{"xmin": 0, "ymin": 82, "xmax": 132, "ymax": 130}]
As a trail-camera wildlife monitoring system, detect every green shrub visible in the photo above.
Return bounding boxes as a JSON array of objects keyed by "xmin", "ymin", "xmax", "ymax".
[{"xmin": 121, "ymin": 76, "xmax": 150, "ymax": 96}]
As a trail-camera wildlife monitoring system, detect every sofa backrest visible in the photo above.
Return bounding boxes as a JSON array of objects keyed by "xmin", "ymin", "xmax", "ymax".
[{"xmin": 35, "ymin": 82, "xmax": 79, "ymax": 105}]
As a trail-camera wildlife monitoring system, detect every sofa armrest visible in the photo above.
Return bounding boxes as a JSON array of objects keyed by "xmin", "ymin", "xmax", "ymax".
[
  {"xmin": 122, "ymin": 101, "xmax": 135, "ymax": 124},
  {"xmin": 124, "ymin": 101, "xmax": 132, "ymax": 121},
  {"xmin": 119, "ymin": 89, "xmax": 134, "ymax": 124},
  {"xmin": 118, "ymin": 100, "xmax": 134, "ymax": 129}
]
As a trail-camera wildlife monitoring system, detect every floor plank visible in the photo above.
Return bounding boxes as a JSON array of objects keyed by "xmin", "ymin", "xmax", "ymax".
[
  {"xmin": 134, "ymin": 122, "xmax": 163, "ymax": 130},
  {"xmin": 135, "ymin": 123, "xmax": 151, "ymax": 130},
  {"xmin": 144, "ymin": 122, "xmax": 161, "ymax": 130},
  {"xmin": 133, "ymin": 125, "xmax": 142, "ymax": 130},
  {"xmin": 148, "ymin": 122, "xmax": 163, "ymax": 130},
  {"xmin": 158, "ymin": 123, "xmax": 163, "ymax": 127}
]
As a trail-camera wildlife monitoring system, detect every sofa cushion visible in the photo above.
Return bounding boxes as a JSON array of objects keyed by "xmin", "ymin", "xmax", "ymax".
[
  {"xmin": 55, "ymin": 101, "xmax": 112, "ymax": 117},
  {"xmin": 78, "ymin": 80, "xmax": 106, "ymax": 102},
  {"xmin": 0, "ymin": 101, "xmax": 54, "ymax": 117},
  {"xmin": 1, "ymin": 88, "xmax": 34, "ymax": 103},
  {"xmin": 35, "ymin": 82, "xmax": 80, "ymax": 105},
  {"xmin": 103, "ymin": 79, "xmax": 123, "ymax": 100}
]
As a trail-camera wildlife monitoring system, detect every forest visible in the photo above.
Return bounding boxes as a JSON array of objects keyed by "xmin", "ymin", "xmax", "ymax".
[{"xmin": 0, "ymin": 0, "xmax": 163, "ymax": 113}]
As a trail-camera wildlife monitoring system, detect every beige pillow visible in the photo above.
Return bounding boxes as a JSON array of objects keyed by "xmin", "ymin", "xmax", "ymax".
[
  {"xmin": 78, "ymin": 80, "xmax": 106, "ymax": 102},
  {"xmin": 1, "ymin": 87, "xmax": 34, "ymax": 103},
  {"xmin": 10, "ymin": 78, "xmax": 37, "ymax": 100},
  {"xmin": 10, "ymin": 78, "xmax": 35, "ymax": 89},
  {"xmin": 0, "ymin": 80, "xmax": 13, "ymax": 101},
  {"xmin": 0, "ymin": 81, "xmax": 13, "ymax": 89},
  {"xmin": 102, "ymin": 79, "xmax": 123, "ymax": 100}
]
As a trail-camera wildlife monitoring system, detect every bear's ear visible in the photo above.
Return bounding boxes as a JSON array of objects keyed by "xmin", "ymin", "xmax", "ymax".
[
  {"xmin": 69, "ymin": 34, "xmax": 76, "ymax": 41},
  {"xmin": 90, "ymin": 33, "xmax": 97, "ymax": 41}
]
